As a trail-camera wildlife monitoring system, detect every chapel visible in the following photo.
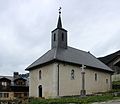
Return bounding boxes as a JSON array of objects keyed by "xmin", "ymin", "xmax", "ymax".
[{"xmin": 26, "ymin": 10, "xmax": 113, "ymax": 98}]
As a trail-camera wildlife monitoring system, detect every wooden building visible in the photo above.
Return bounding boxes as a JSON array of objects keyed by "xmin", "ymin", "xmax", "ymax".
[
  {"xmin": 0, "ymin": 72, "xmax": 29, "ymax": 100},
  {"xmin": 99, "ymin": 50, "xmax": 120, "ymax": 74}
]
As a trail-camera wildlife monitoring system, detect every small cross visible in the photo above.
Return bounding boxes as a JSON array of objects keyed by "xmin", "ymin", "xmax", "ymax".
[
  {"xmin": 59, "ymin": 7, "xmax": 62, "ymax": 14},
  {"xmin": 81, "ymin": 64, "xmax": 86, "ymax": 73}
]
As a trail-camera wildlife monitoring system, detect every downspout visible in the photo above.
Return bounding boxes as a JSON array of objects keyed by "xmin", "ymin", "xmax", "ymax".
[
  {"xmin": 57, "ymin": 64, "xmax": 60, "ymax": 96},
  {"xmin": 110, "ymin": 74, "xmax": 112, "ymax": 90}
]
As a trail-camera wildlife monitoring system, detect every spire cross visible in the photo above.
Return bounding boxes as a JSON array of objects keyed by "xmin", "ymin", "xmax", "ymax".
[{"xmin": 59, "ymin": 7, "xmax": 62, "ymax": 15}]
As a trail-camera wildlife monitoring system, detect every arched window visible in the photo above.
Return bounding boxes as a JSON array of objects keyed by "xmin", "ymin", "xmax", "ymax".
[
  {"xmin": 39, "ymin": 70, "xmax": 41, "ymax": 79},
  {"xmin": 62, "ymin": 33, "xmax": 64, "ymax": 41},
  {"xmin": 71, "ymin": 69, "xmax": 75, "ymax": 80},
  {"xmin": 54, "ymin": 33, "xmax": 56, "ymax": 41},
  {"xmin": 95, "ymin": 73, "xmax": 97, "ymax": 81},
  {"xmin": 106, "ymin": 79, "xmax": 108, "ymax": 84}
]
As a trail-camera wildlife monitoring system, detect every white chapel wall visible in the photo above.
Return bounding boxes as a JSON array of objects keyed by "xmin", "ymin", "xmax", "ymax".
[
  {"xmin": 29, "ymin": 62, "xmax": 111, "ymax": 98},
  {"xmin": 59, "ymin": 63, "xmax": 111, "ymax": 96},
  {"xmin": 29, "ymin": 63, "xmax": 57, "ymax": 98}
]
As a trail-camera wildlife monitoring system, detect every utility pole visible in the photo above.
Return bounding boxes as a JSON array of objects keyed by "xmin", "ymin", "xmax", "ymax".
[{"xmin": 81, "ymin": 64, "xmax": 86, "ymax": 97}]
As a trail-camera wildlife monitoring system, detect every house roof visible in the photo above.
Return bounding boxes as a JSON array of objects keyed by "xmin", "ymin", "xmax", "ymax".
[
  {"xmin": 26, "ymin": 46, "xmax": 113, "ymax": 72},
  {"xmin": 0, "ymin": 76, "xmax": 28, "ymax": 83},
  {"xmin": 0, "ymin": 76, "xmax": 13, "ymax": 81},
  {"xmin": 99, "ymin": 50, "xmax": 120, "ymax": 64}
]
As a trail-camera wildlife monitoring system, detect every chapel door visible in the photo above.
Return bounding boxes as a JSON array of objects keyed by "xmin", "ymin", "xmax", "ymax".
[{"xmin": 39, "ymin": 85, "xmax": 42, "ymax": 97}]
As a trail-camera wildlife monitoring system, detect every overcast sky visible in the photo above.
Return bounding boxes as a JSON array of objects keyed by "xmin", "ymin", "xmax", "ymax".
[{"xmin": 0, "ymin": 0, "xmax": 120, "ymax": 76}]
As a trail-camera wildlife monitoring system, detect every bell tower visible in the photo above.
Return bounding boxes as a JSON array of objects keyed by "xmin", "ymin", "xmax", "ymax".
[{"xmin": 51, "ymin": 7, "xmax": 67, "ymax": 49}]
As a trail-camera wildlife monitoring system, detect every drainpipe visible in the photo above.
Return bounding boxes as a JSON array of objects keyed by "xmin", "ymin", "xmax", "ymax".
[{"xmin": 110, "ymin": 74, "xmax": 112, "ymax": 90}]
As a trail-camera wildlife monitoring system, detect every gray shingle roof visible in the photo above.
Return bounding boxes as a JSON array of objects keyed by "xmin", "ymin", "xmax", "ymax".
[
  {"xmin": 26, "ymin": 47, "xmax": 113, "ymax": 72},
  {"xmin": 99, "ymin": 50, "xmax": 120, "ymax": 64}
]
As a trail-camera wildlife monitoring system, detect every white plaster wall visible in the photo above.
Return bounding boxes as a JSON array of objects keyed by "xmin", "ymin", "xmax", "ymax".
[
  {"xmin": 59, "ymin": 63, "xmax": 111, "ymax": 96},
  {"xmin": 29, "ymin": 63, "xmax": 58, "ymax": 98},
  {"xmin": 85, "ymin": 68, "xmax": 111, "ymax": 94},
  {"xmin": 29, "ymin": 62, "xmax": 111, "ymax": 98},
  {"xmin": 59, "ymin": 64, "xmax": 81, "ymax": 96}
]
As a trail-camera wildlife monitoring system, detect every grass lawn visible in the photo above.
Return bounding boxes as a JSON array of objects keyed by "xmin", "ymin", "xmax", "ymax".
[{"xmin": 28, "ymin": 94, "xmax": 120, "ymax": 104}]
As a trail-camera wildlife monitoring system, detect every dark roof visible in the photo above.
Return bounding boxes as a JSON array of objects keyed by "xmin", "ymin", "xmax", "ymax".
[
  {"xmin": 0, "ymin": 76, "xmax": 13, "ymax": 81},
  {"xmin": 26, "ymin": 47, "xmax": 113, "ymax": 72},
  {"xmin": 99, "ymin": 50, "xmax": 120, "ymax": 64},
  {"xmin": 0, "ymin": 76, "xmax": 28, "ymax": 81}
]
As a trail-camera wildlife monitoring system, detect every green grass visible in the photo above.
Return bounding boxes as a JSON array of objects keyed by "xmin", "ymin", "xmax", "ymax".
[
  {"xmin": 112, "ymin": 81, "xmax": 120, "ymax": 85},
  {"xmin": 28, "ymin": 94, "xmax": 120, "ymax": 104}
]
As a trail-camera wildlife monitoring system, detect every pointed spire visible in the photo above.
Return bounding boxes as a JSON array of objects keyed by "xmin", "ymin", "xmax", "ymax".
[{"xmin": 57, "ymin": 7, "xmax": 62, "ymax": 28}]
